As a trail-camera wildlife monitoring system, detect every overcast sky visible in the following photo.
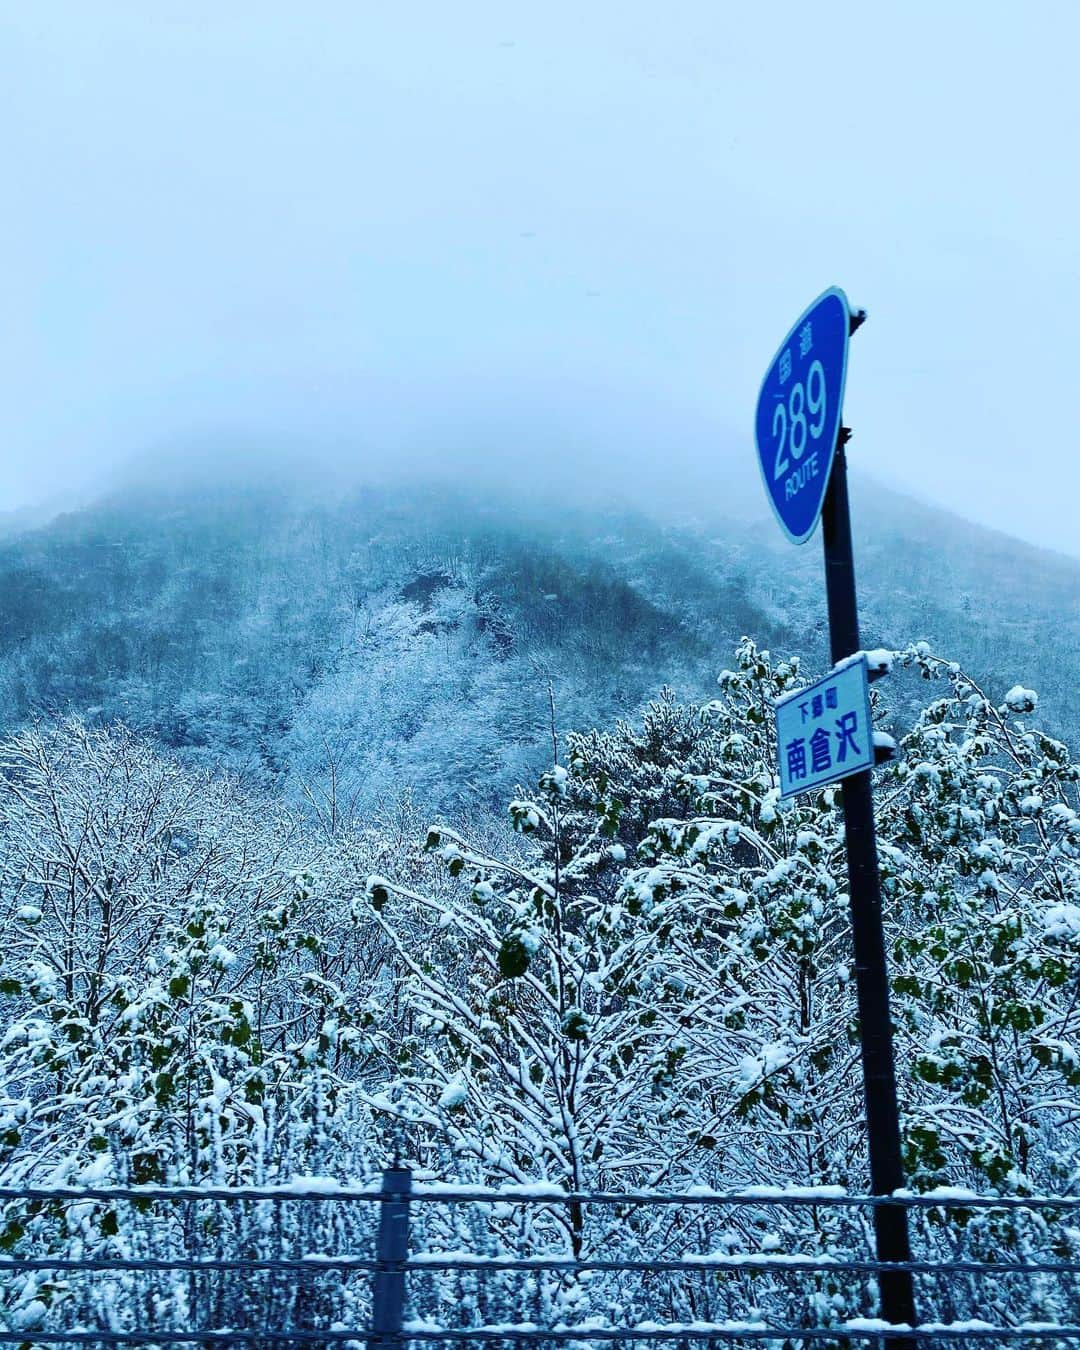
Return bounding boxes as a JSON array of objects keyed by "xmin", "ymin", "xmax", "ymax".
[{"xmin": 3, "ymin": 3, "xmax": 1079, "ymax": 555}]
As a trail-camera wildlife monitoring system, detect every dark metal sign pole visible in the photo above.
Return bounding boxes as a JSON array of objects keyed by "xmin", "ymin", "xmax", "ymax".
[{"xmin": 822, "ymin": 310, "xmax": 918, "ymax": 1343}]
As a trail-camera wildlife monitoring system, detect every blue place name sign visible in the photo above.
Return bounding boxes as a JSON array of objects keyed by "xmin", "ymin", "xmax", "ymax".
[
  {"xmin": 755, "ymin": 287, "xmax": 851, "ymax": 545},
  {"xmin": 775, "ymin": 656, "xmax": 874, "ymax": 798}
]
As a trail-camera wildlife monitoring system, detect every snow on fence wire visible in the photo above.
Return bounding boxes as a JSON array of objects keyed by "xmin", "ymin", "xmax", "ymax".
[{"xmin": 2, "ymin": 1171, "xmax": 1080, "ymax": 1346}]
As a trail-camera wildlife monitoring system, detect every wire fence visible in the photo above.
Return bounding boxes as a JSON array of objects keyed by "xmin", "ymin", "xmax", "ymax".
[{"xmin": 2, "ymin": 1170, "xmax": 1080, "ymax": 1347}]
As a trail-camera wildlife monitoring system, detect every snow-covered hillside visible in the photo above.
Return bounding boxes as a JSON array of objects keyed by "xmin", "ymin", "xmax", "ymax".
[{"xmin": 0, "ymin": 470, "xmax": 1074, "ymax": 816}]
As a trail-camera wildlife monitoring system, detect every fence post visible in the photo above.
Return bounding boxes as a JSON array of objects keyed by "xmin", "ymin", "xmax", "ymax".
[{"xmin": 371, "ymin": 1164, "xmax": 411, "ymax": 1348}]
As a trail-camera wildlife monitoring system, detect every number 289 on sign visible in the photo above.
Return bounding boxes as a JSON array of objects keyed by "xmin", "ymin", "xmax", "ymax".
[{"xmin": 771, "ymin": 358, "xmax": 828, "ymax": 493}]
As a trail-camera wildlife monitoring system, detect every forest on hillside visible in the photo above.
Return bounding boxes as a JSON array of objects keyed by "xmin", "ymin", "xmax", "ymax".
[{"xmin": 0, "ymin": 475, "xmax": 1075, "ymax": 820}]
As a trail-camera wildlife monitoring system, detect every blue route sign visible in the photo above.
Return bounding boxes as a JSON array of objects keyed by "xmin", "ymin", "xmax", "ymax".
[
  {"xmin": 755, "ymin": 287, "xmax": 851, "ymax": 545},
  {"xmin": 775, "ymin": 656, "xmax": 874, "ymax": 798}
]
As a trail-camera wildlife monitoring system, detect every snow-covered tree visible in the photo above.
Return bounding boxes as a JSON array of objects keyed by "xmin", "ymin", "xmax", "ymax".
[
  {"xmin": 867, "ymin": 649, "xmax": 1079, "ymax": 1196},
  {"xmin": 363, "ymin": 760, "xmax": 709, "ymax": 1252}
]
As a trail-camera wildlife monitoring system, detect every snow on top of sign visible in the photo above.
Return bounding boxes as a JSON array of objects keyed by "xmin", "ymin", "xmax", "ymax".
[{"xmin": 833, "ymin": 648, "xmax": 892, "ymax": 674}]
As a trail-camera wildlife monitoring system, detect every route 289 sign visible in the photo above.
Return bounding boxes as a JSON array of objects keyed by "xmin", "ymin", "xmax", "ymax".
[{"xmin": 754, "ymin": 287, "xmax": 850, "ymax": 544}]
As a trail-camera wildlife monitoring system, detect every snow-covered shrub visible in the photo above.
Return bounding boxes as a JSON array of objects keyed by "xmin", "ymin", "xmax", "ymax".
[{"xmin": 0, "ymin": 722, "xmax": 386, "ymax": 1336}]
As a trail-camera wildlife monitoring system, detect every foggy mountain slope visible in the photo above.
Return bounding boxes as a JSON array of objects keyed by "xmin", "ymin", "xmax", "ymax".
[{"xmin": 0, "ymin": 472, "xmax": 1074, "ymax": 814}]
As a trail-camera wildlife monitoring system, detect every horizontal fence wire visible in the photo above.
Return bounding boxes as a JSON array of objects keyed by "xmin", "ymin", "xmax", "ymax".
[
  {"xmin": 1, "ymin": 1329, "xmax": 1080, "ymax": 1345},
  {"xmin": 3, "ymin": 1254, "xmax": 1080, "ymax": 1275},
  {"xmin": 4, "ymin": 1183, "xmax": 1080, "ymax": 1208}
]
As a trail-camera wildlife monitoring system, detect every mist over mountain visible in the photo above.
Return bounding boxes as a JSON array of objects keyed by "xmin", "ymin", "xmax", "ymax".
[{"xmin": 0, "ymin": 462, "xmax": 1074, "ymax": 819}]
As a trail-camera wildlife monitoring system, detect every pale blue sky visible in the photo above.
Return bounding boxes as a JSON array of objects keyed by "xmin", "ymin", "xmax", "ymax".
[{"xmin": 3, "ymin": 3, "xmax": 1079, "ymax": 554}]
